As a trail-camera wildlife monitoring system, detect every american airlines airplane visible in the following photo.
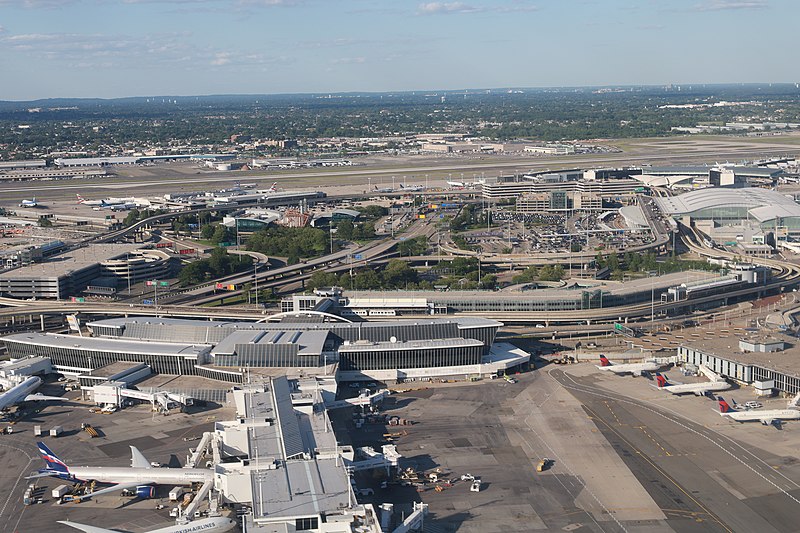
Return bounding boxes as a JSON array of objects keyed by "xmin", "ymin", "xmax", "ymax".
[
  {"xmin": 717, "ymin": 396, "xmax": 800, "ymax": 427},
  {"xmin": 34, "ymin": 442, "xmax": 214, "ymax": 500},
  {"xmin": 399, "ymin": 183, "xmax": 424, "ymax": 192},
  {"xmin": 59, "ymin": 517, "xmax": 236, "ymax": 533},
  {"xmin": 596, "ymin": 355, "xmax": 661, "ymax": 376},
  {"xmin": 654, "ymin": 372, "xmax": 731, "ymax": 396},
  {"xmin": 0, "ymin": 376, "xmax": 63, "ymax": 411}
]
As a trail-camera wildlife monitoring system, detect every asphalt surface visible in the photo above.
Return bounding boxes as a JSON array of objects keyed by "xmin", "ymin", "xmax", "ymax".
[
  {"xmin": 0, "ymin": 385, "xmax": 235, "ymax": 533},
  {"xmin": 550, "ymin": 367, "xmax": 800, "ymax": 533}
]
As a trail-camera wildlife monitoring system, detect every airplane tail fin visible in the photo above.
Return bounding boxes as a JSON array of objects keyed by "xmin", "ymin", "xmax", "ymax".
[
  {"xmin": 76, "ymin": 194, "xmax": 85, "ymax": 204},
  {"xmin": 717, "ymin": 396, "xmax": 732, "ymax": 413},
  {"xmin": 655, "ymin": 373, "xmax": 668, "ymax": 388},
  {"xmin": 599, "ymin": 355, "xmax": 611, "ymax": 367},
  {"xmin": 37, "ymin": 441, "xmax": 69, "ymax": 473}
]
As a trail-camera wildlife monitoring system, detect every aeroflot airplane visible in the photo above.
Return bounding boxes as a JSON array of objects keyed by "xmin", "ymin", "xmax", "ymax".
[
  {"xmin": 596, "ymin": 355, "xmax": 661, "ymax": 376},
  {"xmin": 34, "ymin": 442, "xmax": 213, "ymax": 501},
  {"xmin": 59, "ymin": 516, "xmax": 236, "ymax": 533}
]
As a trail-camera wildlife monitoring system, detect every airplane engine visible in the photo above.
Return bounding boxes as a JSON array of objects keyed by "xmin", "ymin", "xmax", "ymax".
[{"xmin": 136, "ymin": 486, "xmax": 155, "ymax": 498}]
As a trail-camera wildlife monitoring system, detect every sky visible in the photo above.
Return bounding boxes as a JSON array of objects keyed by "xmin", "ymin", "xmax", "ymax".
[{"xmin": 0, "ymin": 0, "xmax": 795, "ymax": 100}]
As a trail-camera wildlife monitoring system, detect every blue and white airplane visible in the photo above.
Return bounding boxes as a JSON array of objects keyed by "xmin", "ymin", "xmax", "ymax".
[
  {"xmin": 33, "ymin": 442, "xmax": 213, "ymax": 501},
  {"xmin": 59, "ymin": 517, "xmax": 236, "ymax": 533},
  {"xmin": 18, "ymin": 198, "xmax": 38, "ymax": 208}
]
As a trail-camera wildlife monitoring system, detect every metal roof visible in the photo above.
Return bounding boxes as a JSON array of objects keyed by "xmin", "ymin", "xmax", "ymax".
[
  {"xmin": 1, "ymin": 332, "xmax": 210, "ymax": 357},
  {"xmin": 339, "ymin": 337, "xmax": 483, "ymax": 353},
  {"xmin": 272, "ymin": 377, "xmax": 306, "ymax": 460},
  {"xmin": 656, "ymin": 187, "xmax": 800, "ymax": 221}
]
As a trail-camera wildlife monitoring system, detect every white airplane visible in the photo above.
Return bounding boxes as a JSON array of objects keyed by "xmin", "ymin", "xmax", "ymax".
[
  {"xmin": 654, "ymin": 372, "xmax": 731, "ymax": 396},
  {"xmin": 446, "ymin": 180, "xmax": 466, "ymax": 189},
  {"xmin": 0, "ymin": 376, "xmax": 63, "ymax": 411},
  {"xmin": 717, "ymin": 395, "xmax": 800, "ymax": 427},
  {"xmin": 374, "ymin": 185, "xmax": 394, "ymax": 193},
  {"xmin": 596, "ymin": 355, "xmax": 661, "ymax": 376},
  {"xmin": 59, "ymin": 517, "xmax": 237, "ymax": 533},
  {"xmin": 76, "ymin": 194, "xmax": 138, "ymax": 209},
  {"xmin": 19, "ymin": 198, "xmax": 38, "ymax": 208},
  {"xmin": 399, "ymin": 183, "xmax": 424, "ymax": 192},
  {"xmin": 34, "ymin": 441, "xmax": 213, "ymax": 500}
]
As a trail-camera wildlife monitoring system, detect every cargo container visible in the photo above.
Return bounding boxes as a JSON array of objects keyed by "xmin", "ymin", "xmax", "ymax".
[
  {"xmin": 49, "ymin": 426, "xmax": 63, "ymax": 437},
  {"xmin": 169, "ymin": 486, "xmax": 185, "ymax": 501},
  {"xmin": 34, "ymin": 425, "xmax": 42, "ymax": 437},
  {"xmin": 52, "ymin": 485, "xmax": 69, "ymax": 499}
]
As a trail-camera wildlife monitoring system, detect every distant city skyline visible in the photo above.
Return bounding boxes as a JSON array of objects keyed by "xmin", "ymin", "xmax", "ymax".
[{"xmin": 0, "ymin": 0, "xmax": 795, "ymax": 100}]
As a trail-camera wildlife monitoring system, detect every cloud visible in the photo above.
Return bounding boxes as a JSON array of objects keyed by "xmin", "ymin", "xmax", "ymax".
[
  {"xmin": 0, "ymin": 30, "xmax": 284, "ymax": 69},
  {"xmin": 416, "ymin": 1, "xmax": 537, "ymax": 15},
  {"xmin": 331, "ymin": 57, "xmax": 366, "ymax": 65},
  {"xmin": 693, "ymin": 0, "xmax": 767, "ymax": 11},
  {"xmin": 417, "ymin": 2, "xmax": 481, "ymax": 14}
]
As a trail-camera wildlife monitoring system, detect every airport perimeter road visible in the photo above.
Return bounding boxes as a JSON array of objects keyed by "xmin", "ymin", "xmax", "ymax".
[{"xmin": 549, "ymin": 367, "xmax": 800, "ymax": 533}]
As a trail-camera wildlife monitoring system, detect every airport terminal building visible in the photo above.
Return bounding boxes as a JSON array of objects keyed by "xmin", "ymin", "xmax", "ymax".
[{"xmin": 1, "ymin": 315, "xmax": 524, "ymax": 388}]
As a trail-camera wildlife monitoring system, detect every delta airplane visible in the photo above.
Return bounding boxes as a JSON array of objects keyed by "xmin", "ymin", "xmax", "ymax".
[
  {"xmin": 596, "ymin": 355, "xmax": 661, "ymax": 376},
  {"xmin": 18, "ymin": 198, "xmax": 38, "ymax": 208},
  {"xmin": 717, "ymin": 395, "xmax": 800, "ymax": 427},
  {"xmin": 654, "ymin": 371, "xmax": 731, "ymax": 396},
  {"xmin": 34, "ymin": 442, "xmax": 213, "ymax": 500},
  {"xmin": 0, "ymin": 376, "xmax": 63, "ymax": 411},
  {"xmin": 59, "ymin": 517, "xmax": 237, "ymax": 533}
]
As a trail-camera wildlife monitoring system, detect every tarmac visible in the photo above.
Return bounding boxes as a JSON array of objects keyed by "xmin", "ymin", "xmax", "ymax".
[
  {"xmin": 0, "ymin": 382, "xmax": 234, "ymax": 533},
  {"xmin": 353, "ymin": 360, "xmax": 800, "ymax": 532}
]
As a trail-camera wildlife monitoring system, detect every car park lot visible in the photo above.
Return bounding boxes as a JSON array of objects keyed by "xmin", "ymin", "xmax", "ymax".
[{"xmin": 0, "ymin": 391, "xmax": 233, "ymax": 532}]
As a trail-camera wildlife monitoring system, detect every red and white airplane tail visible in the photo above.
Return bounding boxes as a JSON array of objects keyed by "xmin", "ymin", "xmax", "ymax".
[
  {"xmin": 655, "ymin": 373, "xmax": 668, "ymax": 388},
  {"xmin": 717, "ymin": 396, "xmax": 733, "ymax": 413},
  {"xmin": 599, "ymin": 355, "xmax": 611, "ymax": 367},
  {"xmin": 76, "ymin": 194, "xmax": 85, "ymax": 204},
  {"xmin": 268, "ymin": 182, "xmax": 278, "ymax": 192}
]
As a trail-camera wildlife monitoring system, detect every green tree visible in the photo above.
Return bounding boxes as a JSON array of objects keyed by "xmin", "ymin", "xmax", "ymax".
[
  {"xmin": 37, "ymin": 216, "xmax": 53, "ymax": 227},
  {"xmin": 308, "ymin": 271, "xmax": 339, "ymax": 290},
  {"xmin": 335, "ymin": 219, "xmax": 354, "ymax": 240},
  {"xmin": 200, "ymin": 225, "xmax": 215, "ymax": 240}
]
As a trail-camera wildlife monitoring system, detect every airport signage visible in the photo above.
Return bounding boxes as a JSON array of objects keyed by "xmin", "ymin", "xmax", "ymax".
[{"xmin": 142, "ymin": 299, "xmax": 154, "ymax": 305}]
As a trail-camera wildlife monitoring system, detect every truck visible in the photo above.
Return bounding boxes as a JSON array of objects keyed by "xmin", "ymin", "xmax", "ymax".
[
  {"xmin": 49, "ymin": 426, "xmax": 63, "ymax": 437},
  {"xmin": 52, "ymin": 485, "xmax": 70, "ymax": 499},
  {"xmin": 169, "ymin": 486, "xmax": 185, "ymax": 501}
]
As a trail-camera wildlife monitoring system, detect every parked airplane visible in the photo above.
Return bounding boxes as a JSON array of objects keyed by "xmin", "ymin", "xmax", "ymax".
[
  {"xmin": 596, "ymin": 355, "xmax": 661, "ymax": 376},
  {"xmin": 77, "ymin": 194, "xmax": 138, "ymax": 209},
  {"xmin": 18, "ymin": 198, "xmax": 38, "ymax": 208},
  {"xmin": 399, "ymin": 183, "xmax": 424, "ymax": 192},
  {"xmin": 0, "ymin": 376, "xmax": 63, "ymax": 411},
  {"xmin": 655, "ymin": 372, "xmax": 731, "ymax": 396},
  {"xmin": 59, "ymin": 517, "xmax": 237, "ymax": 533},
  {"xmin": 374, "ymin": 185, "xmax": 394, "ymax": 193},
  {"xmin": 34, "ymin": 442, "xmax": 213, "ymax": 500},
  {"xmin": 446, "ymin": 180, "xmax": 466, "ymax": 189},
  {"xmin": 717, "ymin": 395, "xmax": 800, "ymax": 427}
]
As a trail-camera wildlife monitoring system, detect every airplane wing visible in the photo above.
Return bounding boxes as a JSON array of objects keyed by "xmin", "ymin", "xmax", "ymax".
[
  {"xmin": 761, "ymin": 418, "xmax": 775, "ymax": 426},
  {"xmin": 76, "ymin": 481, "xmax": 142, "ymax": 501},
  {"xmin": 24, "ymin": 394, "xmax": 64, "ymax": 402},
  {"xmin": 130, "ymin": 445, "xmax": 152, "ymax": 469},
  {"xmin": 58, "ymin": 521, "xmax": 120, "ymax": 533}
]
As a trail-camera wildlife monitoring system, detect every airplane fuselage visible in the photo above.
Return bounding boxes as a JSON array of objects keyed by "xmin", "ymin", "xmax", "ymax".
[
  {"xmin": 722, "ymin": 409, "xmax": 800, "ymax": 423},
  {"xmin": 63, "ymin": 466, "xmax": 213, "ymax": 485},
  {"xmin": 0, "ymin": 377, "xmax": 43, "ymax": 411},
  {"xmin": 597, "ymin": 362, "xmax": 660, "ymax": 375},
  {"xmin": 660, "ymin": 381, "xmax": 731, "ymax": 395}
]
